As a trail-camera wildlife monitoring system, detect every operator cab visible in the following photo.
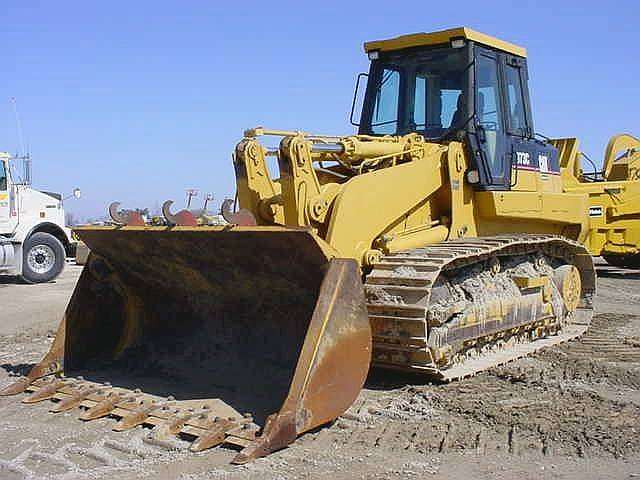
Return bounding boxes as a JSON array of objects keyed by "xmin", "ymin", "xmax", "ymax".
[{"xmin": 358, "ymin": 27, "xmax": 559, "ymax": 190}]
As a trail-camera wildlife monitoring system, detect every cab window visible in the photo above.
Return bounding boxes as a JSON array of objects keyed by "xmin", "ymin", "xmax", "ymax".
[
  {"xmin": 413, "ymin": 76, "xmax": 463, "ymax": 131},
  {"xmin": 476, "ymin": 54, "xmax": 505, "ymax": 179},
  {"xmin": 504, "ymin": 64, "xmax": 528, "ymax": 134},
  {"xmin": 0, "ymin": 161, "xmax": 7, "ymax": 191},
  {"xmin": 370, "ymin": 69, "xmax": 400, "ymax": 135},
  {"xmin": 361, "ymin": 46, "xmax": 470, "ymax": 138}
]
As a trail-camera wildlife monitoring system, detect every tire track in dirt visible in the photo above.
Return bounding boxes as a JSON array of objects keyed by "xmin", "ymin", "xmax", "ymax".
[
  {"xmin": 1, "ymin": 314, "xmax": 639, "ymax": 479},
  {"xmin": 0, "ymin": 429, "xmax": 194, "ymax": 480},
  {"xmin": 324, "ymin": 313, "xmax": 640, "ymax": 461}
]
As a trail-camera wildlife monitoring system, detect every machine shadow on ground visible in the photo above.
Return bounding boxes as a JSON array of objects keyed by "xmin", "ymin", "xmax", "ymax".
[{"xmin": 595, "ymin": 265, "xmax": 640, "ymax": 280}]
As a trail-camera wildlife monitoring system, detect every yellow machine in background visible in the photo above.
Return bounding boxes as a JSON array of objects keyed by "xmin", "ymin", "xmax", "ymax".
[
  {"xmin": 555, "ymin": 134, "xmax": 640, "ymax": 266},
  {"xmin": 2, "ymin": 27, "xmax": 637, "ymax": 463}
]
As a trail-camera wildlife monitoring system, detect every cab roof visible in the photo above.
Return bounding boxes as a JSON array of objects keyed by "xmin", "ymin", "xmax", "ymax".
[{"xmin": 364, "ymin": 27, "xmax": 527, "ymax": 58}]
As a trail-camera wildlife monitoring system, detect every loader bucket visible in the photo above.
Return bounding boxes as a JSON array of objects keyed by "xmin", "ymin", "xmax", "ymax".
[{"xmin": 1, "ymin": 226, "xmax": 371, "ymax": 462}]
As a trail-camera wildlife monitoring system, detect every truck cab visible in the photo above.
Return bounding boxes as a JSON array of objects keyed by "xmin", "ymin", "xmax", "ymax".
[{"xmin": 0, "ymin": 152, "xmax": 75, "ymax": 282}]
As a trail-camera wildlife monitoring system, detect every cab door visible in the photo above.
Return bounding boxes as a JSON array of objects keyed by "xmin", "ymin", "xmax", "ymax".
[
  {"xmin": 474, "ymin": 50, "xmax": 510, "ymax": 188},
  {"xmin": 501, "ymin": 55, "xmax": 560, "ymax": 192},
  {"xmin": 0, "ymin": 160, "xmax": 10, "ymax": 228}
]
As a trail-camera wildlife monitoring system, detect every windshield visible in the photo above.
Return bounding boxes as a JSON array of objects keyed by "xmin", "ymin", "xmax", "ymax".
[{"xmin": 361, "ymin": 47, "xmax": 471, "ymax": 139}]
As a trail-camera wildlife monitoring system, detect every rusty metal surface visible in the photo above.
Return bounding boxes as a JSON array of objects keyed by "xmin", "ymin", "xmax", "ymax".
[
  {"xmin": 3, "ymin": 226, "xmax": 372, "ymax": 461},
  {"xmin": 233, "ymin": 258, "xmax": 371, "ymax": 463},
  {"xmin": 79, "ymin": 389, "xmax": 127, "ymax": 420},
  {"xmin": 108, "ymin": 202, "xmax": 145, "ymax": 226},
  {"xmin": 221, "ymin": 198, "xmax": 257, "ymax": 226},
  {"xmin": 20, "ymin": 376, "xmax": 258, "ymax": 449},
  {"xmin": 49, "ymin": 383, "xmax": 102, "ymax": 412},
  {"xmin": 161, "ymin": 200, "xmax": 198, "ymax": 226}
]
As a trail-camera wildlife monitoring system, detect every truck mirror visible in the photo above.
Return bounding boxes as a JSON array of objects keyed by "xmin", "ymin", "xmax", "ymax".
[
  {"xmin": 22, "ymin": 157, "xmax": 32, "ymax": 185},
  {"xmin": 73, "ymin": 188, "xmax": 82, "ymax": 199}
]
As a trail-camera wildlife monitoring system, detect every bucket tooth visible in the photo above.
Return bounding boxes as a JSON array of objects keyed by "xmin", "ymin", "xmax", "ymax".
[
  {"xmin": 22, "ymin": 378, "xmax": 66, "ymax": 404},
  {"xmin": 50, "ymin": 385, "xmax": 101, "ymax": 413},
  {"xmin": 113, "ymin": 397, "xmax": 175, "ymax": 431},
  {"xmin": 113, "ymin": 408, "xmax": 151, "ymax": 431},
  {"xmin": 190, "ymin": 427, "xmax": 227, "ymax": 452},
  {"xmin": 224, "ymin": 422, "xmax": 260, "ymax": 448},
  {"xmin": 80, "ymin": 391, "xmax": 126, "ymax": 421},
  {"xmin": 233, "ymin": 412, "xmax": 294, "ymax": 464},
  {"xmin": 190, "ymin": 417, "xmax": 247, "ymax": 452},
  {"xmin": 0, "ymin": 377, "xmax": 32, "ymax": 396},
  {"xmin": 2, "ymin": 321, "xmax": 65, "ymax": 398},
  {"xmin": 151, "ymin": 410, "xmax": 195, "ymax": 440}
]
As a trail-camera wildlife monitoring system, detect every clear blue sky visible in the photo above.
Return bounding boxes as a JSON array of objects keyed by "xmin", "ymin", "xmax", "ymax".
[{"xmin": 2, "ymin": 0, "xmax": 638, "ymax": 221}]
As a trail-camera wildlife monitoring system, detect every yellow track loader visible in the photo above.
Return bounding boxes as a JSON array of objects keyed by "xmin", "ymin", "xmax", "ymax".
[{"xmin": 2, "ymin": 27, "xmax": 637, "ymax": 463}]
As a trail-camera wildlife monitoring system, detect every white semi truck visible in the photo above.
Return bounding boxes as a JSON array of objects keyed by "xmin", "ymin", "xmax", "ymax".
[{"xmin": 0, "ymin": 152, "xmax": 78, "ymax": 282}]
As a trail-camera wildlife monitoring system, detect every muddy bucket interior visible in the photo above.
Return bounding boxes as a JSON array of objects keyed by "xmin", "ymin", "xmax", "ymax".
[{"xmin": 5, "ymin": 226, "xmax": 371, "ymax": 462}]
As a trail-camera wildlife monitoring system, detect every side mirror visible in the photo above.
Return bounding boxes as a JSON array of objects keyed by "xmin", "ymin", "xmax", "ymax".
[
  {"xmin": 63, "ymin": 188, "xmax": 82, "ymax": 201},
  {"xmin": 349, "ymin": 73, "xmax": 368, "ymax": 127},
  {"xmin": 22, "ymin": 157, "xmax": 32, "ymax": 185}
]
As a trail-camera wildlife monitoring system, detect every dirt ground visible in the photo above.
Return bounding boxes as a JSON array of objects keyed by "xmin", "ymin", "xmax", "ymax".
[{"xmin": 1, "ymin": 259, "xmax": 639, "ymax": 479}]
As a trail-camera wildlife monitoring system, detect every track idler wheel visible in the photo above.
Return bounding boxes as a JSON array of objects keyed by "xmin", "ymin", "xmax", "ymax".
[{"xmin": 553, "ymin": 264, "xmax": 581, "ymax": 313}]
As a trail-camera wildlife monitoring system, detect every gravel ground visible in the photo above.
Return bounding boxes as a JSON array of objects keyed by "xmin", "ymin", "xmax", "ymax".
[
  {"xmin": 0, "ymin": 263, "xmax": 82, "ymax": 336},
  {"xmin": 0, "ymin": 259, "xmax": 639, "ymax": 479}
]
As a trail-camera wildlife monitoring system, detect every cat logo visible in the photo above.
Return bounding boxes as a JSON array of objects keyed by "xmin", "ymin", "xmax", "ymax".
[
  {"xmin": 538, "ymin": 154, "xmax": 549, "ymax": 173},
  {"xmin": 589, "ymin": 206, "xmax": 604, "ymax": 217}
]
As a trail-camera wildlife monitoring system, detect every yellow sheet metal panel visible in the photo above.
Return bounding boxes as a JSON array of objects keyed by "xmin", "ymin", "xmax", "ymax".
[
  {"xmin": 483, "ymin": 191, "xmax": 589, "ymax": 219},
  {"xmin": 325, "ymin": 147, "xmax": 446, "ymax": 263},
  {"xmin": 364, "ymin": 27, "xmax": 527, "ymax": 58},
  {"xmin": 603, "ymin": 133, "xmax": 640, "ymax": 180},
  {"xmin": 511, "ymin": 275, "xmax": 547, "ymax": 290}
]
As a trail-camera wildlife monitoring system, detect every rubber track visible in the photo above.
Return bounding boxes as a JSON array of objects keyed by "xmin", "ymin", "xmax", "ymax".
[{"xmin": 365, "ymin": 234, "xmax": 596, "ymax": 381}]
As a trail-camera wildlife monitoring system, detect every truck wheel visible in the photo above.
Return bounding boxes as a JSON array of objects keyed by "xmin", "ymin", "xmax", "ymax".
[{"xmin": 21, "ymin": 232, "xmax": 66, "ymax": 283}]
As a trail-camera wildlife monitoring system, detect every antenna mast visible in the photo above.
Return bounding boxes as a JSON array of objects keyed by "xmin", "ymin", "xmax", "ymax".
[
  {"xmin": 10, "ymin": 97, "xmax": 28, "ymax": 157},
  {"xmin": 10, "ymin": 97, "xmax": 32, "ymax": 184}
]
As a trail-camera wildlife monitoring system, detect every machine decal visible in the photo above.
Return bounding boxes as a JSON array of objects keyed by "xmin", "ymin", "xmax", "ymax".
[
  {"xmin": 513, "ymin": 149, "xmax": 560, "ymax": 175},
  {"xmin": 589, "ymin": 206, "xmax": 604, "ymax": 217},
  {"xmin": 515, "ymin": 151, "xmax": 532, "ymax": 167}
]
